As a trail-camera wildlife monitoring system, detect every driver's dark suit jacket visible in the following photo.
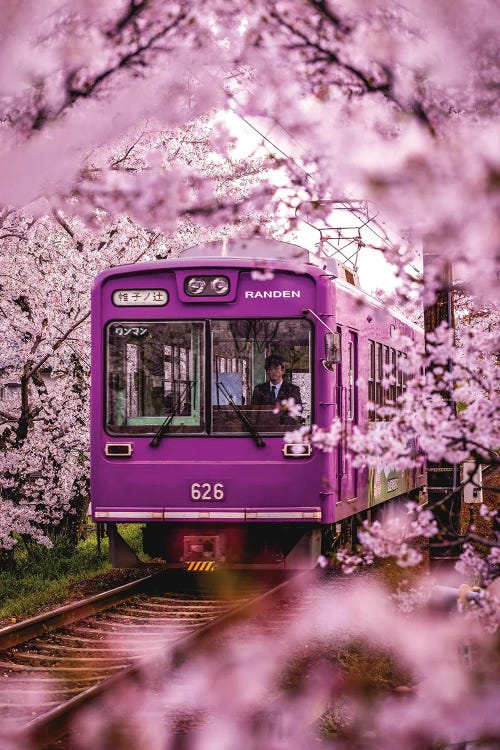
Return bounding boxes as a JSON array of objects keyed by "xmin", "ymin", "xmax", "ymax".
[{"xmin": 251, "ymin": 380, "xmax": 302, "ymax": 407}]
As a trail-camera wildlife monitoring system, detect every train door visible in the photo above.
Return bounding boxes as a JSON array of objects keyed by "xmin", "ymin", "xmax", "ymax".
[{"xmin": 337, "ymin": 329, "xmax": 358, "ymax": 500}]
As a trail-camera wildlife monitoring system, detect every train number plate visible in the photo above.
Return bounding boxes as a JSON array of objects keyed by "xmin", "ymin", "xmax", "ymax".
[{"xmin": 190, "ymin": 483, "xmax": 225, "ymax": 502}]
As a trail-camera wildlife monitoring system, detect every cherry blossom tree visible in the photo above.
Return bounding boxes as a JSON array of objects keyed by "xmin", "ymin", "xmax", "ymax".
[
  {"xmin": 0, "ymin": 0, "xmax": 497, "ymax": 301},
  {"xmin": 0, "ymin": 0, "xmax": 497, "ymax": 560},
  {"xmin": 0, "ymin": 115, "xmax": 274, "ymax": 559},
  {"xmin": 0, "ymin": 1, "xmax": 499, "ymax": 747},
  {"xmin": 0, "ymin": 211, "xmax": 148, "ymax": 558}
]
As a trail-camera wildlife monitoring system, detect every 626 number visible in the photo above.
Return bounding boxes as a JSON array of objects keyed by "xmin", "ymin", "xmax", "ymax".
[{"xmin": 190, "ymin": 483, "xmax": 225, "ymax": 502}]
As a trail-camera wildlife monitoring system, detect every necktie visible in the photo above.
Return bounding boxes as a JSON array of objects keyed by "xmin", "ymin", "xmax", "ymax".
[{"xmin": 271, "ymin": 385, "xmax": 278, "ymax": 401}]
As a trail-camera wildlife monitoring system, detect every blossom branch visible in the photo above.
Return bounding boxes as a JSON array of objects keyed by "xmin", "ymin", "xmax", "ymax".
[{"xmin": 26, "ymin": 311, "xmax": 91, "ymax": 381}]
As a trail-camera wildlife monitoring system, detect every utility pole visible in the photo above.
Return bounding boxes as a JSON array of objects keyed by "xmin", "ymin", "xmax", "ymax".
[{"xmin": 423, "ymin": 258, "xmax": 462, "ymax": 562}]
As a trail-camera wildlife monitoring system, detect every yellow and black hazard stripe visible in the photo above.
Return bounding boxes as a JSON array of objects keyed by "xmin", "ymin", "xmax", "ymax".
[{"xmin": 186, "ymin": 561, "xmax": 215, "ymax": 572}]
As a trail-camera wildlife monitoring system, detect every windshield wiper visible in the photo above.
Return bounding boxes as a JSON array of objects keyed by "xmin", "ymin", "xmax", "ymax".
[
  {"xmin": 216, "ymin": 381, "xmax": 265, "ymax": 448},
  {"xmin": 150, "ymin": 381, "xmax": 195, "ymax": 447}
]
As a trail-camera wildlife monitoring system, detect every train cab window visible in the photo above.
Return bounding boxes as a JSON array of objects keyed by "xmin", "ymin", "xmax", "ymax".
[
  {"xmin": 106, "ymin": 321, "xmax": 205, "ymax": 434},
  {"xmin": 211, "ymin": 318, "xmax": 312, "ymax": 435}
]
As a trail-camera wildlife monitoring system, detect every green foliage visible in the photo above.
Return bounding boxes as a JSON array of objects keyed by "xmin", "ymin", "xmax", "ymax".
[
  {"xmin": 334, "ymin": 639, "xmax": 411, "ymax": 694},
  {"xmin": 0, "ymin": 524, "xmax": 146, "ymax": 620},
  {"xmin": 281, "ymin": 637, "xmax": 412, "ymax": 743},
  {"xmin": 315, "ymin": 640, "xmax": 413, "ymax": 742},
  {"xmin": 0, "ymin": 531, "xmax": 107, "ymax": 619},
  {"xmin": 116, "ymin": 523, "xmax": 145, "ymax": 557}
]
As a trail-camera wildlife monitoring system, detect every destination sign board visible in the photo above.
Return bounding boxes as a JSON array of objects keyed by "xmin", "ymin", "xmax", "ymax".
[{"xmin": 112, "ymin": 289, "xmax": 168, "ymax": 306}]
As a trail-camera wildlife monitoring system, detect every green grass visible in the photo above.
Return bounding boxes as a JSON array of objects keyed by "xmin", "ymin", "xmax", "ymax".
[
  {"xmin": 280, "ymin": 637, "xmax": 413, "ymax": 742},
  {"xmin": 0, "ymin": 524, "xmax": 146, "ymax": 621}
]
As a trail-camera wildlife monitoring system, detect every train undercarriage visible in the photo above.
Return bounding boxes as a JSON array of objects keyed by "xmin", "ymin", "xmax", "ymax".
[
  {"xmin": 107, "ymin": 521, "xmax": 322, "ymax": 569},
  {"xmin": 105, "ymin": 494, "xmax": 418, "ymax": 569}
]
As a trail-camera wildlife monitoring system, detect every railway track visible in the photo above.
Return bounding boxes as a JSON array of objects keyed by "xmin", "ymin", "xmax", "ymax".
[{"xmin": 0, "ymin": 569, "xmax": 318, "ymax": 749}]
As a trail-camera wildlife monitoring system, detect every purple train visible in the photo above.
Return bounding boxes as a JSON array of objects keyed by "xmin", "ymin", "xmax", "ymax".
[{"xmin": 91, "ymin": 238, "xmax": 426, "ymax": 568}]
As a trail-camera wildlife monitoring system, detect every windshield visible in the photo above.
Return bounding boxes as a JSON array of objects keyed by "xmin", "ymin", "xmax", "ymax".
[
  {"xmin": 212, "ymin": 319, "xmax": 311, "ymax": 434},
  {"xmin": 106, "ymin": 321, "xmax": 205, "ymax": 434},
  {"xmin": 105, "ymin": 318, "xmax": 312, "ymax": 435}
]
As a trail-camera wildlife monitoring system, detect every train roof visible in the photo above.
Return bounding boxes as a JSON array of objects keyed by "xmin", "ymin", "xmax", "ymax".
[
  {"xmin": 96, "ymin": 237, "xmax": 341, "ymax": 279},
  {"xmin": 178, "ymin": 239, "xmax": 421, "ymax": 331},
  {"xmin": 179, "ymin": 237, "xmax": 311, "ymax": 263},
  {"xmin": 93, "ymin": 237, "xmax": 331, "ymax": 284},
  {"xmin": 95, "ymin": 237, "xmax": 422, "ymax": 332}
]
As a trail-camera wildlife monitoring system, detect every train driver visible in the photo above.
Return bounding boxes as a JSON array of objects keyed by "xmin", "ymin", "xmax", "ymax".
[{"xmin": 251, "ymin": 354, "xmax": 302, "ymax": 409}]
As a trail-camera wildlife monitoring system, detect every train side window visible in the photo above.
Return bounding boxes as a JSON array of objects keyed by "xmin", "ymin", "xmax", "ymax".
[
  {"xmin": 369, "ymin": 341, "xmax": 412, "ymax": 418},
  {"xmin": 403, "ymin": 353, "xmax": 409, "ymax": 392},
  {"xmin": 368, "ymin": 339, "xmax": 375, "ymax": 421},
  {"xmin": 376, "ymin": 343, "xmax": 384, "ymax": 418},
  {"xmin": 383, "ymin": 345, "xmax": 390, "ymax": 410},
  {"xmin": 389, "ymin": 347, "xmax": 397, "ymax": 404},
  {"xmin": 347, "ymin": 333, "xmax": 357, "ymax": 422},
  {"xmin": 397, "ymin": 351, "xmax": 404, "ymax": 399}
]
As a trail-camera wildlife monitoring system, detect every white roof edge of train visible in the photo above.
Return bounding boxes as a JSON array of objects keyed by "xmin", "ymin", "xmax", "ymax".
[
  {"xmin": 180, "ymin": 237, "xmax": 421, "ymax": 332},
  {"xmin": 178, "ymin": 236, "xmax": 315, "ymax": 262},
  {"xmin": 178, "ymin": 236, "xmax": 344, "ymax": 276}
]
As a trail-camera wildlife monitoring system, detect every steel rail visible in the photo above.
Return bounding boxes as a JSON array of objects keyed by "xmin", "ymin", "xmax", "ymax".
[
  {"xmin": 0, "ymin": 572, "xmax": 163, "ymax": 651},
  {"xmin": 14, "ymin": 568, "xmax": 320, "ymax": 749}
]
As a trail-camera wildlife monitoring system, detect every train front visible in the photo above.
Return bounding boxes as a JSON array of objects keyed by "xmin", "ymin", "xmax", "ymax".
[{"xmin": 91, "ymin": 240, "xmax": 337, "ymax": 569}]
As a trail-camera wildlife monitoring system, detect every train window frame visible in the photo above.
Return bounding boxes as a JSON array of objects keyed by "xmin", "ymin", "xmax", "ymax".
[
  {"xmin": 104, "ymin": 319, "xmax": 206, "ymax": 436},
  {"xmin": 390, "ymin": 348, "xmax": 397, "ymax": 404},
  {"xmin": 368, "ymin": 339, "xmax": 376, "ymax": 422},
  {"xmin": 210, "ymin": 316, "xmax": 314, "ymax": 437},
  {"xmin": 103, "ymin": 317, "xmax": 314, "ymax": 438},
  {"xmin": 347, "ymin": 330, "xmax": 358, "ymax": 423},
  {"xmin": 368, "ymin": 338, "xmax": 413, "ymax": 422}
]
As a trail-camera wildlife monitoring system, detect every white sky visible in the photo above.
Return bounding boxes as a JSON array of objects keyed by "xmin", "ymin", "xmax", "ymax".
[{"xmin": 220, "ymin": 109, "xmax": 422, "ymax": 295}]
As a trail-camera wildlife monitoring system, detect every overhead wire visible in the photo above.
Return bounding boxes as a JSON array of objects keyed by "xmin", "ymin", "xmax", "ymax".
[
  {"xmin": 190, "ymin": 34, "xmax": 419, "ymax": 273},
  {"xmin": 230, "ymin": 105, "xmax": 425, "ymax": 279},
  {"xmin": 231, "ymin": 105, "xmax": 403, "ymax": 270},
  {"xmin": 223, "ymin": 77, "xmax": 397, "ymax": 248}
]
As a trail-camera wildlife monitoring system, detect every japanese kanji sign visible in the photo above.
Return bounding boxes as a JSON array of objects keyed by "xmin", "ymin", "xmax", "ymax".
[{"xmin": 112, "ymin": 289, "xmax": 168, "ymax": 306}]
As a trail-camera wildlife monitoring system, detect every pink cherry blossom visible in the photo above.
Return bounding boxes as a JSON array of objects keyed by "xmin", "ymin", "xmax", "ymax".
[{"xmin": 0, "ymin": 3, "xmax": 499, "ymax": 743}]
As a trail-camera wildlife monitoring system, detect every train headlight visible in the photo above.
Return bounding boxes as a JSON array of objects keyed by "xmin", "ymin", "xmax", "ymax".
[
  {"xmin": 186, "ymin": 277, "xmax": 207, "ymax": 295},
  {"xmin": 211, "ymin": 276, "xmax": 230, "ymax": 295},
  {"xmin": 282, "ymin": 444, "xmax": 312, "ymax": 457},
  {"xmin": 184, "ymin": 275, "xmax": 230, "ymax": 297}
]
